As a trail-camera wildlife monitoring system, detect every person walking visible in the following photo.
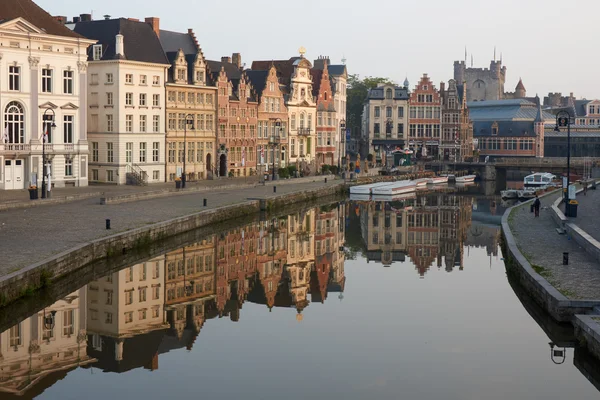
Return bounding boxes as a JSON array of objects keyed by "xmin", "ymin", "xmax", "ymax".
[{"xmin": 533, "ymin": 195, "xmax": 541, "ymax": 218}]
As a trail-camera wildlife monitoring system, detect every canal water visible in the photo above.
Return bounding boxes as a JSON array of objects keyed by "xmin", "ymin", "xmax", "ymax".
[{"xmin": 1, "ymin": 186, "xmax": 599, "ymax": 399}]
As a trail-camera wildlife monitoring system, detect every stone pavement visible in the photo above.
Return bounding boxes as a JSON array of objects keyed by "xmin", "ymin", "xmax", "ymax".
[
  {"xmin": 570, "ymin": 186, "xmax": 600, "ymax": 243},
  {"xmin": 0, "ymin": 179, "xmax": 339, "ymax": 276},
  {"xmin": 509, "ymin": 189, "xmax": 600, "ymax": 299}
]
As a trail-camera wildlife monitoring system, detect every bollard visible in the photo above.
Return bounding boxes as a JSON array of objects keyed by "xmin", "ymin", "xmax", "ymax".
[
  {"xmin": 106, "ymin": 219, "xmax": 111, "ymax": 230},
  {"xmin": 325, "ymin": 177, "xmax": 327, "ymax": 183},
  {"xmin": 563, "ymin": 252, "xmax": 569, "ymax": 265},
  {"xmin": 273, "ymin": 186, "xmax": 277, "ymax": 193},
  {"xmin": 203, "ymin": 198, "xmax": 207, "ymax": 207}
]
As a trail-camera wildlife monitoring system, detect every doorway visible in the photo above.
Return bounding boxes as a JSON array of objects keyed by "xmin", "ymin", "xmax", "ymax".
[
  {"xmin": 219, "ymin": 154, "xmax": 227, "ymax": 177},
  {"xmin": 4, "ymin": 159, "xmax": 24, "ymax": 189}
]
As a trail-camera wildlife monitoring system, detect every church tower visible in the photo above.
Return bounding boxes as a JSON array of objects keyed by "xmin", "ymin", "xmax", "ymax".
[{"xmin": 515, "ymin": 78, "xmax": 526, "ymax": 99}]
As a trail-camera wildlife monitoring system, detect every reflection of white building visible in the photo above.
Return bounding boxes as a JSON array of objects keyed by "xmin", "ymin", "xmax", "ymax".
[
  {"xmin": 0, "ymin": 288, "xmax": 92, "ymax": 396},
  {"xmin": 0, "ymin": 3, "xmax": 95, "ymax": 190}
]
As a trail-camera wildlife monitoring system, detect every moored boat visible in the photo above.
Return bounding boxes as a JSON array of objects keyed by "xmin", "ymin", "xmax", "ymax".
[
  {"xmin": 350, "ymin": 181, "xmax": 396, "ymax": 195},
  {"xmin": 372, "ymin": 180, "xmax": 416, "ymax": 196},
  {"xmin": 524, "ymin": 172, "xmax": 556, "ymax": 187},
  {"xmin": 455, "ymin": 174, "xmax": 476, "ymax": 183},
  {"xmin": 427, "ymin": 176, "xmax": 448, "ymax": 185},
  {"xmin": 413, "ymin": 178, "xmax": 429, "ymax": 187},
  {"xmin": 501, "ymin": 189, "xmax": 518, "ymax": 200},
  {"xmin": 517, "ymin": 189, "xmax": 536, "ymax": 200}
]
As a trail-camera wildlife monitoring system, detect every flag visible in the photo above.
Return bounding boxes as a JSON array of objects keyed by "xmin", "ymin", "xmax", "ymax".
[
  {"xmin": 3, "ymin": 126, "xmax": 8, "ymax": 143},
  {"xmin": 43, "ymin": 131, "xmax": 48, "ymax": 143}
]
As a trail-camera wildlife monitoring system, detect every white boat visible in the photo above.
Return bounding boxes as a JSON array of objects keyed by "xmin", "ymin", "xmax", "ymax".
[
  {"xmin": 427, "ymin": 176, "xmax": 448, "ymax": 185},
  {"xmin": 455, "ymin": 175, "xmax": 476, "ymax": 183},
  {"xmin": 524, "ymin": 172, "xmax": 556, "ymax": 187},
  {"xmin": 413, "ymin": 178, "xmax": 429, "ymax": 187},
  {"xmin": 518, "ymin": 189, "xmax": 536, "ymax": 200},
  {"xmin": 372, "ymin": 180, "xmax": 416, "ymax": 196},
  {"xmin": 349, "ymin": 193, "xmax": 371, "ymax": 202},
  {"xmin": 349, "ymin": 181, "xmax": 396, "ymax": 195},
  {"xmin": 372, "ymin": 192, "xmax": 416, "ymax": 202},
  {"xmin": 501, "ymin": 190, "xmax": 518, "ymax": 199}
]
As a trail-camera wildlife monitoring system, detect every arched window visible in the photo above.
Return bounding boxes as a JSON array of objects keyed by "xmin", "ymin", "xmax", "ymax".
[
  {"xmin": 324, "ymin": 92, "xmax": 328, "ymax": 100},
  {"xmin": 5, "ymin": 101, "xmax": 24, "ymax": 144},
  {"xmin": 386, "ymin": 88, "xmax": 392, "ymax": 99},
  {"xmin": 300, "ymin": 113, "xmax": 305, "ymax": 128},
  {"xmin": 307, "ymin": 114, "xmax": 312, "ymax": 129}
]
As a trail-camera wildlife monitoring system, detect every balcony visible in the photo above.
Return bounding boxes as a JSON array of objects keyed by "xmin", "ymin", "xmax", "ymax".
[
  {"xmin": 0, "ymin": 143, "xmax": 76, "ymax": 154},
  {"xmin": 297, "ymin": 128, "xmax": 311, "ymax": 136}
]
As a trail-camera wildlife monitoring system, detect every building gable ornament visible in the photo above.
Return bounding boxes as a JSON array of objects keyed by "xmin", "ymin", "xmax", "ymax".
[
  {"xmin": 28, "ymin": 56, "xmax": 40, "ymax": 68},
  {"xmin": 39, "ymin": 101, "xmax": 58, "ymax": 109},
  {"xmin": 77, "ymin": 61, "xmax": 87, "ymax": 72},
  {"xmin": 60, "ymin": 102, "xmax": 79, "ymax": 110}
]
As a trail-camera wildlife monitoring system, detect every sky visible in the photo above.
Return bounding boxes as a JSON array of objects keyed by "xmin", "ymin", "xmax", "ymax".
[{"xmin": 37, "ymin": 0, "xmax": 599, "ymax": 99}]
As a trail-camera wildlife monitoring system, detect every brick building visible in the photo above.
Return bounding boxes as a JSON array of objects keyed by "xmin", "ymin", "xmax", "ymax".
[
  {"xmin": 312, "ymin": 65, "xmax": 337, "ymax": 170},
  {"xmin": 408, "ymin": 74, "xmax": 442, "ymax": 158},
  {"xmin": 440, "ymin": 79, "xmax": 473, "ymax": 161}
]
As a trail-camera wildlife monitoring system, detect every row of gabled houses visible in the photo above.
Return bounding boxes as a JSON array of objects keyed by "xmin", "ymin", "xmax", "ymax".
[{"xmin": 0, "ymin": 0, "xmax": 347, "ymax": 190}]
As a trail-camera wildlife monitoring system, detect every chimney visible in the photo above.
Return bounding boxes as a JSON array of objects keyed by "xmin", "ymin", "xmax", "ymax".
[
  {"xmin": 232, "ymin": 53, "xmax": 242, "ymax": 69},
  {"xmin": 221, "ymin": 56, "xmax": 232, "ymax": 64},
  {"xmin": 128, "ymin": 18, "xmax": 140, "ymax": 22},
  {"xmin": 115, "ymin": 34, "xmax": 125, "ymax": 58},
  {"xmin": 72, "ymin": 16, "xmax": 80, "ymax": 23},
  {"xmin": 439, "ymin": 81, "xmax": 445, "ymax": 93},
  {"xmin": 80, "ymin": 13, "xmax": 92, "ymax": 22},
  {"xmin": 145, "ymin": 17, "xmax": 160, "ymax": 38},
  {"xmin": 53, "ymin": 16, "xmax": 67, "ymax": 25},
  {"xmin": 103, "ymin": 14, "xmax": 111, "ymax": 20}
]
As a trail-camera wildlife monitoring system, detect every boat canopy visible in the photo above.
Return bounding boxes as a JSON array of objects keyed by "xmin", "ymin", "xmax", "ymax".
[{"xmin": 524, "ymin": 172, "xmax": 556, "ymax": 185}]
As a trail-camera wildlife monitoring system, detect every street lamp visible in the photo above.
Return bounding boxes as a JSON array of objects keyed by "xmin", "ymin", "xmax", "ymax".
[
  {"xmin": 554, "ymin": 111, "xmax": 572, "ymax": 214},
  {"xmin": 182, "ymin": 114, "xmax": 195, "ymax": 189},
  {"xmin": 42, "ymin": 108, "xmax": 56, "ymax": 199},
  {"xmin": 269, "ymin": 118, "xmax": 281, "ymax": 181},
  {"xmin": 338, "ymin": 119, "xmax": 346, "ymax": 173}
]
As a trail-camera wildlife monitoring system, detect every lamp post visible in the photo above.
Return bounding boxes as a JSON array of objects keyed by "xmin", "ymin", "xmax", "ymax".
[
  {"xmin": 182, "ymin": 114, "xmax": 195, "ymax": 189},
  {"xmin": 338, "ymin": 119, "xmax": 346, "ymax": 173},
  {"xmin": 42, "ymin": 108, "xmax": 56, "ymax": 199},
  {"xmin": 269, "ymin": 119, "xmax": 281, "ymax": 181},
  {"xmin": 554, "ymin": 111, "xmax": 572, "ymax": 213}
]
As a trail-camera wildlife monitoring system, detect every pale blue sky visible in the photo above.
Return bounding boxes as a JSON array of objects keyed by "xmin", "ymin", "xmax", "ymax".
[{"xmin": 38, "ymin": 0, "xmax": 598, "ymax": 99}]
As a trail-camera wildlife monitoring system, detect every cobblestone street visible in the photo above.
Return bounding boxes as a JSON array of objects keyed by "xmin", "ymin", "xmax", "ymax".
[
  {"xmin": 0, "ymin": 179, "xmax": 339, "ymax": 276},
  {"xmin": 508, "ymin": 189, "xmax": 600, "ymax": 299}
]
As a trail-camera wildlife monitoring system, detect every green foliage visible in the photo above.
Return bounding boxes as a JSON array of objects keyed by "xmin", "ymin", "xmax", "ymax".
[
  {"xmin": 278, "ymin": 167, "xmax": 289, "ymax": 179},
  {"xmin": 347, "ymin": 74, "xmax": 394, "ymax": 138},
  {"xmin": 330, "ymin": 165, "xmax": 339, "ymax": 175},
  {"xmin": 321, "ymin": 164, "xmax": 331, "ymax": 174},
  {"xmin": 287, "ymin": 165, "xmax": 297, "ymax": 177}
]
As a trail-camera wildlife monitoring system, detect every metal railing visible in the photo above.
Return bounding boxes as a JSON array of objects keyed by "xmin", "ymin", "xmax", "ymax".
[
  {"xmin": 297, "ymin": 128, "xmax": 311, "ymax": 136},
  {"xmin": 126, "ymin": 163, "xmax": 148, "ymax": 185}
]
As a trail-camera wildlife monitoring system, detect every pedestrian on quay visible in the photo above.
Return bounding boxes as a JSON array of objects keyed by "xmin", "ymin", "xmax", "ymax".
[{"xmin": 533, "ymin": 195, "xmax": 541, "ymax": 217}]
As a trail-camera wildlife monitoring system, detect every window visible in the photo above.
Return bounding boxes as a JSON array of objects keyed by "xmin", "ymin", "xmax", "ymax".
[
  {"xmin": 409, "ymin": 107, "xmax": 417, "ymax": 118},
  {"xmin": 153, "ymin": 170, "xmax": 159, "ymax": 180},
  {"xmin": 107, "ymin": 142, "xmax": 114, "ymax": 163},
  {"xmin": 91, "ymin": 73, "xmax": 98, "ymax": 85},
  {"xmin": 125, "ymin": 74, "xmax": 133, "ymax": 84},
  {"xmin": 139, "ymin": 142, "xmax": 147, "ymax": 162},
  {"xmin": 107, "ymin": 170, "xmax": 114, "ymax": 182},
  {"xmin": 107, "ymin": 114, "xmax": 114, "ymax": 132},
  {"xmin": 386, "ymin": 107, "xmax": 392, "ymax": 118},
  {"xmin": 153, "ymin": 75, "xmax": 160, "ymax": 85},
  {"xmin": 178, "ymin": 92, "xmax": 185, "ymax": 102},
  {"xmin": 106, "ymin": 73, "xmax": 113, "ymax": 84},
  {"xmin": 63, "ymin": 70, "xmax": 74, "ymax": 94},
  {"xmin": 139, "ymin": 93, "xmax": 147, "ymax": 106},
  {"xmin": 63, "ymin": 310, "xmax": 74, "ymax": 336},
  {"xmin": 139, "ymin": 287, "xmax": 147, "ymax": 302},
  {"xmin": 92, "ymin": 142, "xmax": 99, "ymax": 162},
  {"xmin": 168, "ymin": 113, "xmax": 176, "ymax": 130},
  {"xmin": 177, "ymin": 69, "xmax": 186, "ymax": 81},
  {"xmin": 140, "ymin": 115, "xmax": 147, "ymax": 132},
  {"xmin": 64, "ymin": 157, "xmax": 73, "ymax": 176},
  {"xmin": 397, "ymin": 123, "xmax": 404, "ymax": 134},
  {"xmin": 126, "ymin": 92, "xmax": 133, "ymax": 106},
  {"xmin": 374, "ymin": 106, "xmax": 380, "ymax": 118},
  {"xmin": 153, "ymin": 286, "xmax": 160, "ymax": 300},
  {"xmin": 126, "ymin": 142, "xmax": 133, "ymax": 163},
  {"xmin": 153, "ymin": 115, "xmax": 160, "ymax": 132},
  {"xmin": 93, "ymin": 44, "xmax": 102, "ymax": 60},
  {"xmin": 5, "ymin": 101, "xmax": 24, "ymax": 144},
  {"xmin": 125, "ymin": 312, "xmax": 133, "ymax": 323},
  {"xmin": 107, "ymin": 92, "xmax": 113, "ymax": 106},
  {"xmin": 63, "ymin": 115, "xmax": 74, "ymax": 143},
  {"xmin": 42, "ymin": 68, "xmax": 52, "ymax": 93},
  {"xmin": 140, "ymin": 75, "xmax": 147, "ymax": 85},
  {"xmin": 105, "ymin": 312, "xmax": 113, "ymax": 324},
  {"xmin": 374, "ymin": 123, "xmax": 380, "ymax": 134},
  {"xmin": 196, "ymin": 70, "xmax": 204, "ymax": 82},
  {"xmin": 139, "ymin": 309, "xmax": 147, "ymax": 320},
  {"xmin": 153, "ymin": 94, "xmax": 159, "ymax": 106},
  {"xmin": 126, "ymin": 115, "xmax": 133, "ymax": 132},
  {"xmin": 168, "ymin": 142, "xmax": 176, "ymax": 163},
  {"xmin": 398, "ymin": 106, "xmax": 404, "ymax": 118},
  {"xmin": 188, "ymin": 93, "xmax": 194, "ymax": 103},
  {"xmin": 386, "ymin": 88, "xmax": 392, "ymax": 99},
  {"xmin": 9, "ymin": 66, "xmax": 20, "ymax": 91},
  {"xmin": 153, "ymin": 142, "xmax": 159, "ymax": 162}
]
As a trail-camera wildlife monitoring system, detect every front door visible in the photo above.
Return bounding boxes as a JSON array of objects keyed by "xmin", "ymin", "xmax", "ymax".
[{"xmin": 4, "ymin": 159, "xmax": 24, "ymax": 190}]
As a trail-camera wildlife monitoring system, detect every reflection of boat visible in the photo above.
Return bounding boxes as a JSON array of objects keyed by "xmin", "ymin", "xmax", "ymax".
[
  {"xmin": 455, "ymin": 175, "xmax": 476, "ymax": 183},
  {"xmin": 372, "ymin": 192, "xmax": 416, "ymax": 202},
  {"xmin": 349, "ymin": 193, "xmax": 371, "ymax": 202},
  {"xmin": 518, "ymin": 189, "xmax": 536, "ymax": 200},
  {"xmin": 350, "ymin": 181, "xmax": 395, "ymax": 195},
  {"xmin": 413, "ymin": 178, "xmax": 429, "ymax": 187},
  {"xmin": 524, "ymin": 172, "xmax": 556, "ymax": 187},
  {"xmin": 427, "ymin": 176, "xmax": 448, "ymax": 185},
  {"xmin": 372, "ymin": 180, "xmax": 416, "ymax": 195},
  {"xmin": 501, "ymin": 190, "xmax": 518, "ymax": 200}
]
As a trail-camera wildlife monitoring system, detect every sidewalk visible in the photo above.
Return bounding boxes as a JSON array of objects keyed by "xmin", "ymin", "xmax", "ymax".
[
  {"xmin": 570, "ymin": 186, "xmax": 600, "ymax": 243},
  {"xmin": 508, "ymin": 189, "xmax": 600, "ymax": 299},
  {"xmin": 0, "ymin": 179, "xmax": 340, "ymax": 277}
]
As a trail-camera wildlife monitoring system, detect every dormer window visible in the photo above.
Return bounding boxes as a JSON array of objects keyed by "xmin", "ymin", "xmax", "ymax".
[
  {"xmin": 195, "ymin": 70, "xmax": 204, "ymax": 83},
  {"xmin": 385, "ymin": 88, "xmax": 392, "ymax": 99},
  {"xmin": 92, "ymin": 44, "xmax": 102, "ymax": 61},
  {"xmin": 177, "ymin": 69, "xmax": 186, "ymax": 82}
]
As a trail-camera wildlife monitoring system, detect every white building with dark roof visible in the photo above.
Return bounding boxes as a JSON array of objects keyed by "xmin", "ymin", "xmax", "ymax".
[
  {"xmin": 71, "ymin": 16, "xmax": 169, "ymax": 185},
  {"xmin": 0, "ymin": 1, "xmax": 96, "ymax": 191}
]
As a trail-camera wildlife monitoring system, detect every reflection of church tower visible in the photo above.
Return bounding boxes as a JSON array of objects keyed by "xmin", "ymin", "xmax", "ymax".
[{"xmin": 534, "ymin": 95, "xmax": 545, "ymax": 158}]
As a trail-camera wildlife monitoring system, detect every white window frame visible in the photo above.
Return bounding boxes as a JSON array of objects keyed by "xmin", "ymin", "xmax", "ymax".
[{"xmin": 63, "ymin": 70, "xmax": 74, "ymax": 94}]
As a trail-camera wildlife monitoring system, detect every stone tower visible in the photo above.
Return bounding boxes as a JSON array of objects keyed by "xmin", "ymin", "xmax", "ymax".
[
  {"xmin": 453, "ymin": 58, "xmax": 507, "ymax": 102},
  {"xmin": 515, "ymin": 78, "xmax": 526, "ymax": 99}
]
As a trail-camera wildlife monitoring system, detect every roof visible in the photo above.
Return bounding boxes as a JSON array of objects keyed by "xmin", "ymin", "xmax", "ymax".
[
  {"xmin": 473, "ymin": 120, "xmax": 535, "ymax": 138},
  {"xmin": 251, "ymin": 58, "xmax": 298, "ymax": 88},
  {"xmin": 515, "ymin": 78, "xmax": 525, "ymax": 91},
  {"xmin": 311, "ymin": 69, "xmax": 322, "ymax": 97},
  {"xmin": 206, "ymin": 59, "xmax": 242, "ymax": 82},
  {"xmin": 327, "ymin": 64, "xmax": 347, "ymax": 77},
  {"xmin": 367, "ymin": 86, "xmax": 410, "ymax": 101},
  {"xmin": 159, "ymin": 29, "xmax": 197, "ymax": 54},
  {"xmin": 574, "ymin": 99, "xmax": 591, "ymax": 117},
  {"xmin": 544, "ymin": 130, "xmax": 600, "ymax": 138},
  {"xmin": 73, "ymin": 18, "xmax": 168, "ymax": 64},
  {"xmin": 0, "ymin": 0, "xmax": 82, "ymax": 38},
  {"xmin": 244, "ymin": 69, "xmax": 268, "ymax": 97},
  {"xmin": 467, "ymin": 99, "xmax": 555, "ymax": 122}
]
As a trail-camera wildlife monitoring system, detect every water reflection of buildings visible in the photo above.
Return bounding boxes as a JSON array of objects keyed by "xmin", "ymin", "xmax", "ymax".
[
  {"xmin": 0, "ymin": 288, "xmax": 91, "ymax": 397},
  {"xmin": 0, "ymin": 203, "xmax": 346, "ymax": 396},
  {"xmin": 359, "ymin": 193, "xmax": 473, "ymax": 276}
]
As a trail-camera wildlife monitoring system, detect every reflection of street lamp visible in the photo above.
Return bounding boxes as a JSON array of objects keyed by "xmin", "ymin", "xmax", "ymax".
[
  {"xmin": 269, "ymin": 119, "xmax": 282, "ymax": 181},
  {"xmin": 182, "ymin": 114, "xmax": 195, "ymax": 189},
  {"xmin": 43, "ymin": 309, "xmax": 57, "ymax": 330},
  {"xmin": 554, "ymin": 112, "xmax": 572, "ymax": 210},
  {"xmin": 549, "ymin": 342, "xmax": 566, "ymax": 364},
  {"xmin": 42, "ymin": 108, "xmax": 56, "ymax": 199},
  {"xmin": 338, "ymin": 119, "xmax": 346, "ymax": 172}
]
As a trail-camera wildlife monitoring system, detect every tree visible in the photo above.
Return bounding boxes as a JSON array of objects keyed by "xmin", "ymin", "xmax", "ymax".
[{"xmin": 347, "ymin": 75, "xmax": 394, "ymax": 141}]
